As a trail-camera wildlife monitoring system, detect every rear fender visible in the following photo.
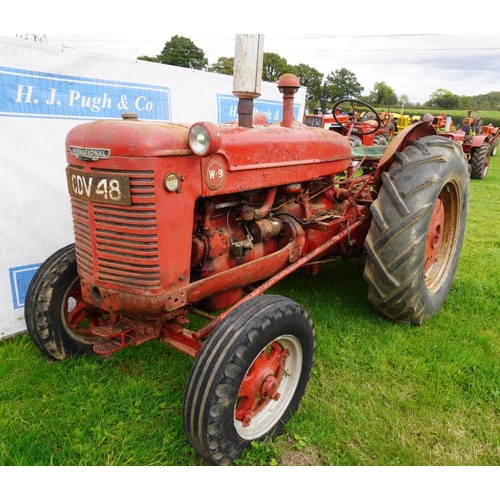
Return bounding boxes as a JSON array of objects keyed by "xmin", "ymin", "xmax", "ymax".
[
  {"xmin": 374, "ymin": 117, "xmax": 437, "ymax": 189},
  {"xmin": 470, "ymin": 135, "xmax": 487, "ymax": 148}
]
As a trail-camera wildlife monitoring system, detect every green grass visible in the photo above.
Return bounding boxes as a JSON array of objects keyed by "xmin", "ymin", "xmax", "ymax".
[{"xmin": 1, "ymin": 156, "xmax": 499, "ymax": 466}]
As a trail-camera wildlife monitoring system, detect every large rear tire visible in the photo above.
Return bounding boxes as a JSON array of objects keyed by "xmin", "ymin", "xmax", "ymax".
[
  {"xmin": 470, "ymin": 143, "xmax": 490, "ymax": 180},
  {"xmin": 373, "ymin": 134, "xmax": 387, "ymax": 147},
  {"xmin": 363, "ymin": 135, "xmax": 469, "ymax": 325},
  {"xmin": 25, "ymin": 244, "xmax": 105, "ymax": 361},
  {"xmin": 349, "ymin": 135, "xmax": 363, "ymax": 148},
  {"xmin": 183, "ymin": 295, "xmax": 316, "ymax": 465}
]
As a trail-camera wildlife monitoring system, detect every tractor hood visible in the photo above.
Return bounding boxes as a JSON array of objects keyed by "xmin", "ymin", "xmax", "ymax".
[
  {"xmin": 66, "ymin": 116, "xmax": 191, "ymax": 160},
  {"xmin": 66, "ymin": 115, "xmax": 353, "ymax": 173}
]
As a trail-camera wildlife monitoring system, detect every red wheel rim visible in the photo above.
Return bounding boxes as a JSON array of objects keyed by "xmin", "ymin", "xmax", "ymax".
[
  {"xmin": 235, "ymin": 342, "xmax": 289, "ymax": 426},
  {"xmin": 424, "ymin": 197, "xmax": 445, "ymax": 274},
  {"xmin": 62, "ymin": 278, "xmax": 112, "ymax": 344},
  {"xmin": 424, "ymin": 182, "xmax": 460, "ymax": 292}
]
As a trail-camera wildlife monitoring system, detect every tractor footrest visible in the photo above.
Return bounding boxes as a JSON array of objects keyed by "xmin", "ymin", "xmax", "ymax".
[
  {"xmin": 92, "ymin": 322, "xmax": 134, "ymax": 338},
  {"xmin": 92, "ymin": 322, "xmax": 135, "ymax": 355},
  {"xmin": 93, "ymin": 336, "xmax": 135, "ymax": 355}
]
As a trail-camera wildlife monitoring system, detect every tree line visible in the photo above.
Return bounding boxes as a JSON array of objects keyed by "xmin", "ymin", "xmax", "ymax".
[{"xmin": 138, "ymin": 36, "xmax": 500, "ymax": 111}]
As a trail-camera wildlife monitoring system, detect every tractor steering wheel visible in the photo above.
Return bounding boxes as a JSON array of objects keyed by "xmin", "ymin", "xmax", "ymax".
[{"xmin": 332, "ymin": 98, "xmax": 382, "ymax": 136}]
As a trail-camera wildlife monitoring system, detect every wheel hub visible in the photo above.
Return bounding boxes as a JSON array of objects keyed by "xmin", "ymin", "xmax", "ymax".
[
  {"xmin": 63, "ymin": 279, "xmax": 114, "ymax": 345},
  {"xmin": 235, "ymin": 343, "xmax": 289, "ymax": 426}
]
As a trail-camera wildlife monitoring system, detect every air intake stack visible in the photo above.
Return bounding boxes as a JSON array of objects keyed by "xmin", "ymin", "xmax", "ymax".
[{"xmin": 232, "ymin": 34, "xmax": 264, "ymax": 128}]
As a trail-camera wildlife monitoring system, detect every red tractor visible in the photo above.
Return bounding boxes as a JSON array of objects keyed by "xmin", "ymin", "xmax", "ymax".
[
  {"xmin": 304, "ymin": 99, "xmax": 388, "ymax": 148},
  {"xmin": 438, "ymin": 112, "xmax": 499, "ymax": 180},
  {"xmin": 431, "ymin": 114, "xmax": 454, "ymax": 132},
  {"xmin": 24, "ymin": 46, "xmax": 469, "ymax": 466}
]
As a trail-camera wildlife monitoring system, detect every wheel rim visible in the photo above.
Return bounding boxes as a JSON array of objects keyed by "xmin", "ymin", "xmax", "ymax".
[
  {"xmin": 424, "ymin": 182, "xmax": 460, "ymax": 292},
  {"xmin": 234, "ymin": 334, "xmax": 303, "ymax": 440},
  {"xmin": 483, "ymin": 153, "xmax": 490, "ymax": 177},
  {"xmin": 62, "ymin": 277, "xmax": 110, "ymax": 345}
]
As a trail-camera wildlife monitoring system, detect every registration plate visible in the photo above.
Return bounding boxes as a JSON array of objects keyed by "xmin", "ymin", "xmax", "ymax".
[{"xmin": 66, "ymin": 166, "xmax": 131, "ymax": 206}]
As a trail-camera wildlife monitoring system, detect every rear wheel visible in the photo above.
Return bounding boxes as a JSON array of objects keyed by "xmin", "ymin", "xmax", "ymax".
[
  {"xmin": 183, "ymin": 295, "xmax": 315, "ymax": 465},
  {"xmin": 373, "ymin": 134, "xmax": 387, "ymax": 147},
  {"xmin": 363, "ymin": 135, "xmax": 469, "ymax": 324},
  {"xmin": 25, "ymin": 244, "xmax": 106, "ymax": 361},
  {"xmin": 470, "ymin": 143, "xmax": 491, "ymax": 179},
  {"xmin": 349, "ymin": 135, "xmax": 363, "ymax": 148}
]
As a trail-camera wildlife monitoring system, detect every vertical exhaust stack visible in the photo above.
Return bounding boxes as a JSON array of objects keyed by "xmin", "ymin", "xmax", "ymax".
[
  {"xmin": 278, "ymin": 74, "xmax": 300, "ymax": 128},
  {"xmin": 232, "ymin": 35, "xmax": 264, "ymax": 128}
]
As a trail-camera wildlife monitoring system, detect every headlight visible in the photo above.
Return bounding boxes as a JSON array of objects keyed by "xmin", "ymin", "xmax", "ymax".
[{"xmin": 188, "ymin": 122, "xmax": 222, "ymax": 157}]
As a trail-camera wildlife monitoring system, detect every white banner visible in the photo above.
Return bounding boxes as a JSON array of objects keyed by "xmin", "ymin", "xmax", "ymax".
[{"xmin": 0, "ymin": 36, "xmax": 306, "ymax": 339}]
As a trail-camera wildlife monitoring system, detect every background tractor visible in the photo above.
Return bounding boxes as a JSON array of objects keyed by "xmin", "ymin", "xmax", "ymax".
[
  {"xmin": 24, "ymin": 36, "xmax": 470, "ymax": 466},
  {"xmin": 431, "ymin": 114, "xmax": 454, "ymax": 132},
  {"xmin": 376, "ymin": 110, "xmax": 398, "ymax": 140},
  {"xmin": 327, "ymin": 99, "xmax": 389, "ymax": 148},
  {"xmin": 439, "ymin": 110, "xmax": 499, "ymax": 179},
  {"xmin": 304, "ymin": 100, "xmax": 389, "ymax": 148},
  {"xmin": 395, "ymin": 110, "xmax": 421, "ymax": 134}
]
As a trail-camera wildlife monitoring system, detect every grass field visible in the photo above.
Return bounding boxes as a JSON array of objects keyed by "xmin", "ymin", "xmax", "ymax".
[{"xmin": 0, "ymin": 154, "xmax": 499, "ymax": 466}]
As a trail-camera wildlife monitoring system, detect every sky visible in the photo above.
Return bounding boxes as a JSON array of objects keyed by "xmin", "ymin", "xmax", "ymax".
[
  {"xmin": 19, "ymin": 33, "xmax": 498, "ymax": 105},
  {"xmin": 2, "ymin": 3, "xmax": 499, "ymax": 106}
]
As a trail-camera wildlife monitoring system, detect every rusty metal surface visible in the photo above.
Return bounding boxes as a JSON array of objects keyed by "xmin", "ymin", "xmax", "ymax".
[
  {"xmin": 64, "ymin": 69, "xmax": 378, "ymax": 359},
  {"xmin": 375, "ymin": 119, "xmax": 437, "ymax": 187}
]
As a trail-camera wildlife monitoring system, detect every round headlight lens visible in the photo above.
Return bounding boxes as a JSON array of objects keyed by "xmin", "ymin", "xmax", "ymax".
[
  {"xmin": 188, "ymin": 122, "xmax": 222, "ymax": 157},
  {"xmin": 189, "ymin": 125, "xmax": 210, "ymax": 155}
]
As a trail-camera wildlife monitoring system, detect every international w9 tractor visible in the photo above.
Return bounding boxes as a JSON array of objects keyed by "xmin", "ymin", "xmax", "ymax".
[{"xmin": 25, "ymin": 36, "xmax": 469, "ymax": 466}]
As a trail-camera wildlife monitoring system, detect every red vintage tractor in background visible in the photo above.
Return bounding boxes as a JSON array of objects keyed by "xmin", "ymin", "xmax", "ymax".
[
  {"xmin": 438, "ymin": 111, "xmax": 499, "ymax": 180},
  {"xmin": 24, "ymin": 36, "xmax": 470, "ymax": 466},
  {"xmin": 329, "ymin": 98, "xmax": 388, "ymax": 148},
  {"xmin": 304, "ymin": 99, "xmax": 388, "ymax": 148}
]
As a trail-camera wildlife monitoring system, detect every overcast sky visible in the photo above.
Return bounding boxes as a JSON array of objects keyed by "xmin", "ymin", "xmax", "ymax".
[{"xmin": 19, "ymin": 33, "xmax": 497, "ymax": 105}]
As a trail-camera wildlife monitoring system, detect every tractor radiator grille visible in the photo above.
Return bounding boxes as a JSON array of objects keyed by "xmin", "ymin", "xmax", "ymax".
[{"xmin": 70, "ymin": 168, "xmax": 160, "ymax": 289}]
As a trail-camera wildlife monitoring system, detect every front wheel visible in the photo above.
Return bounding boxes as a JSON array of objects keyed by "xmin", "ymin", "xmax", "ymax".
[
  {"xmin": 25, "ymin": 244, "xmax": 107, "ymax": 361},
  {"xmin": 182, "ymin": 295, "xmax": 316, "ymax": 465},
  {"xmin": 470, "ymin": 143, "xmax": 491, "ymax": 180},
  {"xmin": 364, "ymin": 135, "xmax": 469, "ymax": 324}
]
